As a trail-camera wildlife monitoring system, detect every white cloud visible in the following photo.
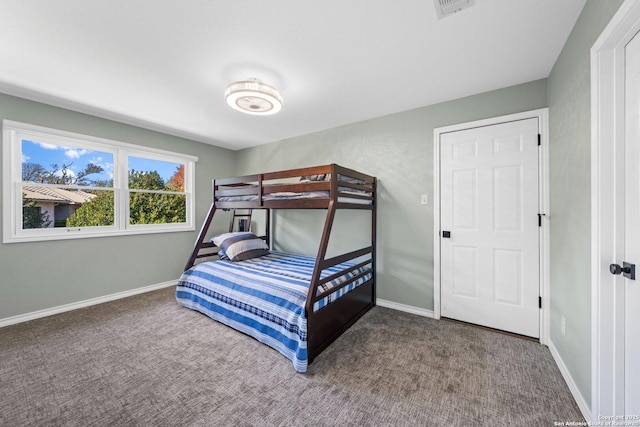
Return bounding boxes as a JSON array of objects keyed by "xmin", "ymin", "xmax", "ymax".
[
  {"xmin": 22, "ymin": 154, "xmax": 30, "ymax": 163},
  {"xmin": 53, "ymin": 168, "xmax": 76, "ymax": 178},
  {"xmin": 89, "ymin": 157, "xmax": 114, "ymax": 178},
  {"xmin": 65, "ymin": 149, "xmax": 88, "ymax": 159},
  {"xmin": 36, "ymin": 141, "xmax": 59, "ymax": 150}
]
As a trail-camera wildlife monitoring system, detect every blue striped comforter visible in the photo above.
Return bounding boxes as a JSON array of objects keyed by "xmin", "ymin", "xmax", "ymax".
[{"xmin": 175, "ymin": 251, "xmax": 371, "ymax": 372}]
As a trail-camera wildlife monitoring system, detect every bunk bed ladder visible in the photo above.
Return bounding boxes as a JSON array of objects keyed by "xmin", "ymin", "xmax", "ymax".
[
  {"xmin": 184, "ymin": 203, "xmax": 217, "ymax": 271},
  {"xmin": 228, "ymin": 209, "xmax": 253, "ymax": 232}
]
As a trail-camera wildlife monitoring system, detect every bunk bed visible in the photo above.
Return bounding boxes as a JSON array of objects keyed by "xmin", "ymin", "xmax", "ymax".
[{"xmin": 176, "ymin": 164, "xmax": 376, "ymax": 372}]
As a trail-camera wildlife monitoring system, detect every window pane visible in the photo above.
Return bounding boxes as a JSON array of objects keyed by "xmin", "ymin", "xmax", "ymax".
[
  {"xmin": 21, "ymin": 140, "xmax": 114, "ymax": 187},
  {"xmin": 5, "ymin": 121, "xmax": 196, "ymax": 243},
  {"xmin": 129, "ymin": 192, "xmax": 186, "ymax": 225},
  {"xmin": 128, "ymin": 157, "xmax": 184, "ymax": 191},
  {"xmin": 22, "ymin": 187, "xmax": 114, "ymax": 229}
]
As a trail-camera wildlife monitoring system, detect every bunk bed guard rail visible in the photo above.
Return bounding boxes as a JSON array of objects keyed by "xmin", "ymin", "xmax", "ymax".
[{"xmin": 213, "ymin": 163, "xmax": 375, "ymax": 210}]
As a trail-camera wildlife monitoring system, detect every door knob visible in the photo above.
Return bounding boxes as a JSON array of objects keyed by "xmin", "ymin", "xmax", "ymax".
[
  {"xmin": 609, "ymin": 262, "xmax": 636, "ymax": 280},
  {"xmin": 609, "ymin": 264, "xmax": 627, "ymax": 275}
]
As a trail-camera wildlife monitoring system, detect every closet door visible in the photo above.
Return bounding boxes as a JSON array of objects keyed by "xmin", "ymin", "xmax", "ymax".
[
  {"xmin": 439, "ymin": 118, "xmax": 540, "ymax": 338},
  {"xmin": 621, "ymin": 28, "xmax": 640, "ymax": 415}
]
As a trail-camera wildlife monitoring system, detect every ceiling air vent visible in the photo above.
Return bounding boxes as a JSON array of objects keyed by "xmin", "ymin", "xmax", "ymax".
[{"xmin": 434, "ymin": 0, "xmax": 475, "ymax": 19}]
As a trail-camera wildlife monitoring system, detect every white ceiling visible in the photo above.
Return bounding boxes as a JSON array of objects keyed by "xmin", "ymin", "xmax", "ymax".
[{"xmin": 0, "ymin": 1, "xmax": 586, "ymax": 151}]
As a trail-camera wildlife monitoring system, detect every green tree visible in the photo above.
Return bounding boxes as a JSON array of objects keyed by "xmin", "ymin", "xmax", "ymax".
[
  {"xmin": 128, "ymin": 170, "xmax": 185, "ymax": 225},
  {"xmin": 128, "ymin": 170, "xmax": 165, "ymax": 190},
  {"xmin": 65, "ymin": 192, "xmax": 114, "ymax": 227},
  {"xmin": 22, "ymin": 198, "xmax": 52, "ymax": 229}
]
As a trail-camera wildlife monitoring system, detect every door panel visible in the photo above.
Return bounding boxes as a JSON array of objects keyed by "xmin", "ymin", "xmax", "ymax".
[
  {"xmin": 493, "ymin": 248, "xmax": 522, "ymax": 306},
  {"xmin": 440, "ymin": 118, "xmax": 540, "ymax": 338},
  {"xmin": 452, "ymin": 246, "xmax": 477, "ymax": 298},
  {"xmin": 494, "ymin": 165, "xmax": 523, "ymax": 231},
  {"xmin": 452, "ymin": 169, "xmax": 477, "ymax": 229}
]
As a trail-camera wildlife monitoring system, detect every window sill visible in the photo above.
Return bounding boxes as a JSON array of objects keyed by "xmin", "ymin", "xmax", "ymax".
[{"xmin": 3, "ymin": 224, "xmax": 195, "ymax": 244}]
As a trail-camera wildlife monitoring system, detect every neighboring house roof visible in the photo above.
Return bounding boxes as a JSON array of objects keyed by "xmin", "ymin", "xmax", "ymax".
[{"xmin": 22, "ymin": 183, "xmax": 96, "ymax": 205}]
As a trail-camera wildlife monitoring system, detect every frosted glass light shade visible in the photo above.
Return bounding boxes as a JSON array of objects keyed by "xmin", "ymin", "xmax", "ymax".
[{"xmin": 225, "ymin": 79, "xmax": 283, "ymax": 115}]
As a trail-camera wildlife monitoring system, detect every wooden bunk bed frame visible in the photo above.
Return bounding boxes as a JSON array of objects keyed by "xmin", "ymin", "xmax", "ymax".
[{"xmin": 184, "ymin": 163, "xmax": 376, "ymax": 364}]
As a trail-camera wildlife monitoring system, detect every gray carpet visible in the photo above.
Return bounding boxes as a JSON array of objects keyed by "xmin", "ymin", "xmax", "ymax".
[{"xmin": 0, "ymin": 287, "xmax": 583, "ymax": 426}]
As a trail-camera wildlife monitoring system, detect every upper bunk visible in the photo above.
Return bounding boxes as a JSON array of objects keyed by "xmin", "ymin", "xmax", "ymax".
[{"xmin": 213, "ymin": 163, "xmax": 375, "ymax": 210}]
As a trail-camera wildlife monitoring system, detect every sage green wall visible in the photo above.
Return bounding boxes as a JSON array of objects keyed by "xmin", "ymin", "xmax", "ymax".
[
  {"xmin": 547, "ymin": 0, "xmax": 623, "ymax": 409},
  {"xmin": 0, "ymin": 93, "xmax": 235, "ymax": 320},
  {"xmin": 236, "ymin": 79, "xmax": 547, "ymax": 309}
]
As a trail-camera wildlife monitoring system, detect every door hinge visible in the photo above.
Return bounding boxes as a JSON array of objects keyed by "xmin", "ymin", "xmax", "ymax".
[
  {"xmin": 538, "ymin": 213, "xmax": 546, "ymax": 227},
  {"xmin": 538, "ymin": 134, "xmax": 541, "ymax": 146},
  {"xmin": 539, "ymin": 296, "xmax": 542, "ymax": 309}
]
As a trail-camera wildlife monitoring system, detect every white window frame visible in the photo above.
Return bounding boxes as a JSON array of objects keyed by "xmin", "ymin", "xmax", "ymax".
[{"xmin": 3, "ymin": 120, "xmax": 197, "ymax": 243}]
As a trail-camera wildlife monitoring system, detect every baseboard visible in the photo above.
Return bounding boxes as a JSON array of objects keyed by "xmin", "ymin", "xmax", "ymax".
[
  {"xmin": 548, "ymin": 339, "xmax": 591, "ymax": 422},
  {"xmin": 0, "ymin": 280, "xmax": 177, "ymax": 328},
  {"xmin": 376, "ymin": 298, "xmax": 434, "ymax": 318},
  {"xmin": 4, "ymin": 289, "xmax": 431, "ymax": 328}
]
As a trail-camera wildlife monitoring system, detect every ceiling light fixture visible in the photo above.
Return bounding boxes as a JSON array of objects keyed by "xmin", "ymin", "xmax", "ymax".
[
  {"xmin": 434, "ymin": 0, "xmax": 475, "ymax": 19},
  {"xmin": 225, "ymin": 79, "xmax": 283, "ymax": 115}
]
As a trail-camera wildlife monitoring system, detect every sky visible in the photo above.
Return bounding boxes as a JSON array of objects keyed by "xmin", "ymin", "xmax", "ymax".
[{"xmin": 21, "ymin": 139, "xmax": 181, "ymax": 184}]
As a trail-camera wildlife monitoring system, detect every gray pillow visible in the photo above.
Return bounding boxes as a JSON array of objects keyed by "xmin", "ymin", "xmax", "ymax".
[{"xmin": 211, "ymin": 232, "xmax": 269, "ymax": 261}]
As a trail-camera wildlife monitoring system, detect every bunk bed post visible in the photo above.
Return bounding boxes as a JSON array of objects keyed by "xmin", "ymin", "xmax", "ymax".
[
  {"xmin": 371, "ymin": 177, "xmax": 377, "ymax": 303},
  {"xmin": 265, "ymin": 208, "xmax": 271, "ymax": 249},
  {"xmin": 228, "ymin": 210, "xmax": 235, "ymax": 232}
]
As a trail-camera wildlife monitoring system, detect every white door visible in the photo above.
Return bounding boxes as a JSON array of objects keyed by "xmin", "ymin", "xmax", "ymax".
[
  {"xmin": 440, "ymin": 118, "xmax": 540, "ymax": 338},
  {"xmin": 622, "ymin": 29, "xmax": 640, "ymax": 415}
]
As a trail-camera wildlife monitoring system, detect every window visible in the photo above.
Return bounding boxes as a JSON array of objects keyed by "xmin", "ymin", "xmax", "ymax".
[{"xmin": 3, "ymin": 120, "xmax": 197, "ymax": 243}]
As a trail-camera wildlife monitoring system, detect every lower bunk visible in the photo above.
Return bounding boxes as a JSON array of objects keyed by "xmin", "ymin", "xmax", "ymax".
[{"xmin": 176, "ymin": 250, "xmax": 374, "ymax": 372}]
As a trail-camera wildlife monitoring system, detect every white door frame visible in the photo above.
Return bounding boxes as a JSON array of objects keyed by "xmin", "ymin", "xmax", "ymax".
[
  {"xmin": 591, "ymin": 0, "xmax": 640, "ymax": 420},
  {"xmin": 433, "ymin": 108, "xmax": 550, "ymax": 345}
]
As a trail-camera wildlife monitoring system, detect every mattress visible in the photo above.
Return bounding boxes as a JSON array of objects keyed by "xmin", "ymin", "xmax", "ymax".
[
  {"xmin": 175, "ymin": 251, "xmax": 372, "ymax": 372},
  {"xmin": 216, "ymin": 190, "xmax": 329, "ymax": 202},
  {"xmin": 216, "ymin": 190, "xmax": 372, "ymax": 204}
]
